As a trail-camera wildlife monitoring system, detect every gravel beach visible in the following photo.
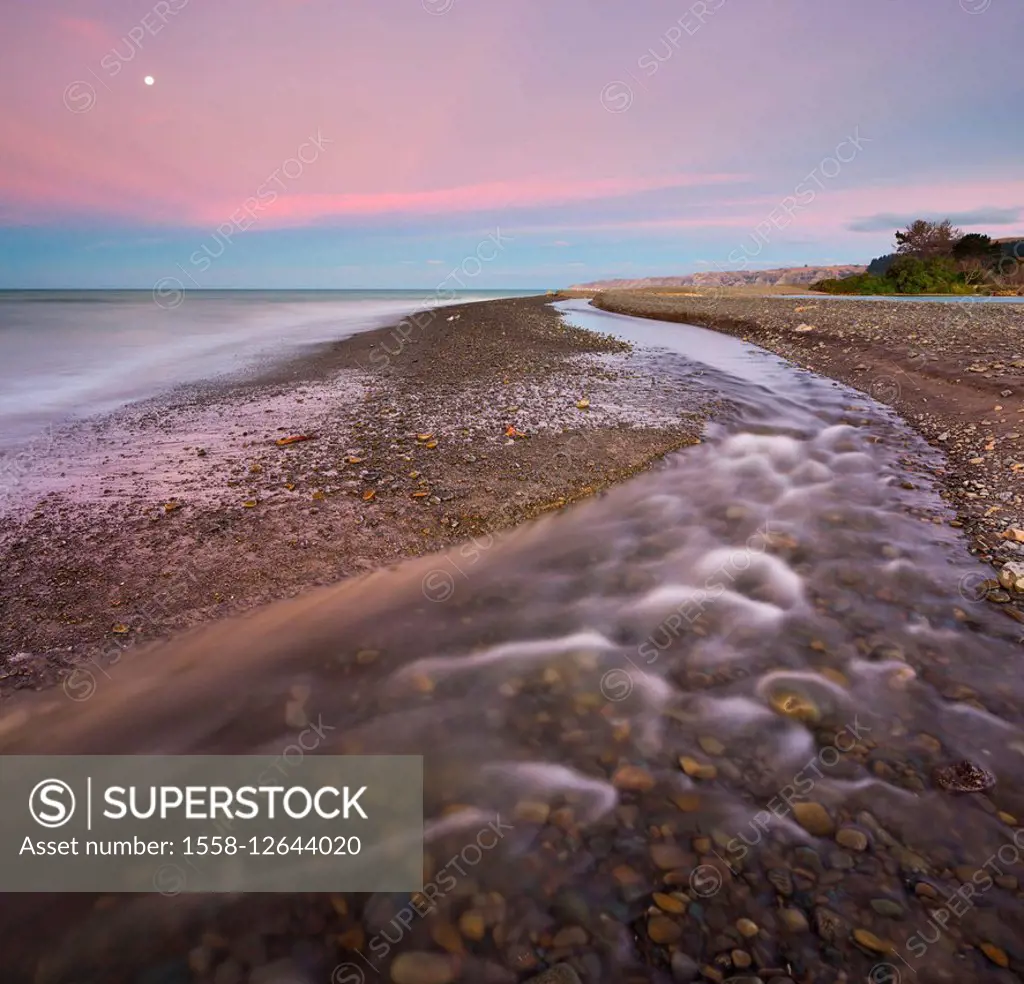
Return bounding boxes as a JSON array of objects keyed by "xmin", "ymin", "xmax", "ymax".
[
  {"xmin": 3, "ymin": 292, "xmax": 1024, "ymax": 983},
  {"xmin": 0, "ymin": 295, "xmax": 709, "ymax": 698},
  {"xmin": 593, "ymin": 289, "xmax": 1024, "ymax": 631}
]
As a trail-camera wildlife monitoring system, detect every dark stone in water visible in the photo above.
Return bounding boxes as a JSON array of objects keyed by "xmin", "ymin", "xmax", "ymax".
[{"xmin": 934, "ymin": 759, "xmax": 996, "ymax": 792}]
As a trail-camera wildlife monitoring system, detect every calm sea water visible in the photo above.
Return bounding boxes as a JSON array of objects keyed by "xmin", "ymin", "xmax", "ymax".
[{"xmin": 0, "ymin": 289, "xmax": 539, "ymax": 450}]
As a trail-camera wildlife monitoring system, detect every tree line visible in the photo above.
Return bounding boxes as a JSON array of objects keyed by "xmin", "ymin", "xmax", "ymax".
[{"xmin": 812, "ymin": 219, "xmax": 1024, "ymax": 296}]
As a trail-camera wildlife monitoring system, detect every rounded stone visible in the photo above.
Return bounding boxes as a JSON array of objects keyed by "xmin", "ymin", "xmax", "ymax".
[
  {"xmin": 651, "ymin": 843, "xmax": 691, "ymax": 870},
  {"xmin": 869, "ymin": 899, "xmax": 905, "ymax": 919},
  {"xmin": 835, "ymin": 827, "xmax": 868, "ymax": 852},
  {"xmin": 981, "ymin": 943, "xmax": 1010, "ymax": 968},
  {"xmin": 458, "ymin": 911, "xmax": 486, "ymax": 941},
  {"xmin": 679, "ymin": 756, "xmax": 717, "ymax": 780},
  {"xmin": 779, "ymin": 908, "xmax": 809, "ymax": 933},
  {"xmin": 768, "ymin": 690, "xmax": 821, "ymax": 724},
  {"xmin": 736, "ymin": 918, "xmax": 759, "ymax": 939},
  {"xmin": 551, "ymin": 925, "xmax": 588, "ymax": 948},
  {"xmin": 698, "ymin": 736, "xmax": 726, "ymax": 755},
  {"xmin": 792, "ymin": 802, "xmax": 835, "ymax": 837},
  {"xmin": 612, "ymin": 765, "xmax": 655, "ymax": 791},
  {"xmin": 648, "ymin": 916, "xmax": 683, "ymax": 945},
  {"xmin": 653, "ymin": 892, "xmax": 687, "ymax": 914},
  {"xmin": 390, "ymin": 952, "xmax": 459, "ymax": 984},
  {"xmin": 852, "ymin": 929, "xmax": 893, "ymax": 955},
  {"xmin": 671, "ymin": 952, "xmax": 700, "ymax": 983}
]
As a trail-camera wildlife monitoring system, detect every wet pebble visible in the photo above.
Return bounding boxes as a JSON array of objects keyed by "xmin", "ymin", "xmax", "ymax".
[
  {"xmin": 648, "ymin": 916, "xmax": 683, "ymax": 944},
  {"xmin": 458, "ymin": 911, "xmax": 486, "ymax": 941},
  {"xmin": 671, "ymin": 951, "xmax": 700, "ymax": 982},
  {"xmin": 679, "ymin": 756, "xmax": 717, "ymax": 780},
  {"xmin": 698, "ymin": 736, "xmax": 726, "ymax": 755},
  {"xmin": 651, "ymin": 843, "xmax": 691, "ymax": 870},
  {"xmin": 653, "ymin": 892, "xmax": 687, "ymax": 914},
  {"xmin": 389, "ymin": 952, "xmax": 459, "ymax": 984},
  {"xmin": 551, "ymin": 927, "xmax": 587, "ymax": 948},
  {"xmin": 792, "ymin": 802, "xmax": 835, "ymax": 837},
  {"xmin": 852, "ymin": 928, "xmax": 893, "ymax": 955},
  {"xmin": 870, "ymin": 898, "xmax": 905, "ymax": 919},
  {"xmin": 981, "ymin": 943, "xmax": 1010, "ymax": 968},
  {"xmin": 779, "ymin": 908, "xmax": 809, "ymax": 933},
  {"xmin": 835, "ymin": 827, "xmax": 868, "ymax": 852},
  {"xmin": 813, "ymin": 907, "xmax": 847, "ymax": 943},
  {"xmin": 612, "ymin": 765, "xmax": 655, "ymax": 791},
  {"xmin": 736, "ymin": 918, "xmax": 759, "ymax": 939}
]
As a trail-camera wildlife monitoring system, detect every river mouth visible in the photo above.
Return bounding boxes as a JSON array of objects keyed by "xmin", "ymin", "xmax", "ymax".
[{"xmin": 4, "ymin": 301, "xmax": 1024, "ymax": 983}]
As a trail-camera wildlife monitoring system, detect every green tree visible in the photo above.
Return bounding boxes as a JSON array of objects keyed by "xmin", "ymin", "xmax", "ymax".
[
  {"xmin": 866, "ymin": 253, "xmax": 898, "ymax": 276},
  {"xmin": 953, "ymin": 232, "xmax": 996, "ymax": 262},
  {"xmin": 885, "ymin": 255, "xmax": 963, "ymax": 293},
  {"xmin": 894, "ymin": 219, "xmax": 963, "ymax": 259}
]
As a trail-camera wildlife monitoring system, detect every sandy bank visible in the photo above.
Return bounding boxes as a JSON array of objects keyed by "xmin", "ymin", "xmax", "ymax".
[{"xmin": 0, "ymin": 295, "xmax": 710, "ymax": 698}]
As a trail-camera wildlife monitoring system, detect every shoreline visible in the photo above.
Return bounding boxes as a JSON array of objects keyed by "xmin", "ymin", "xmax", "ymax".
[
  {"xmin": 0, "ymin": 295, "xmax": 711, "ymax": 698},
  {"xmin": 591, "ymin": 288, "xmax": 1024, "ymax": 626},
  {"xmin": 3, "ymin": 292, "xmax": 1024, "ymax": 982}
]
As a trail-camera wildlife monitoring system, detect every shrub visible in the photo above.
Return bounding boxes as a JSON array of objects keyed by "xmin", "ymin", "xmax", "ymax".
[
  {"xmin": 884, "ymin": 255, "xmax": 964, "ymax": 294},
  {"xmin": 811, "ymin": 273, "xmax": 896, "ymax": 295}
]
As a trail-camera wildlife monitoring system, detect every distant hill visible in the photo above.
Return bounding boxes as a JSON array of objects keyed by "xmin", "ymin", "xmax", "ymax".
[{"xmin": 570, "ymin": 265, "xmax": 866, "ymax": 290}]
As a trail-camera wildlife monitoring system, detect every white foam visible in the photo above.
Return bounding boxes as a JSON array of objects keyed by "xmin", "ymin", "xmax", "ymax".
[
  {"xmin": 390, "ymin": 630, "xmax": 617, "ymax": 684},
  {"xmin": 831, "ymin": 451, "xmax": 878, "ymax": 474},
  {"xmin": 944, "ymin": 702, "xmax": 1021, "ymax": 734},
  {"xmin": 813, "ymin": 424, "xmax": 863, "ymax": 453},
  {"xmin": 721, "ymin": 433, "xmax": 805, "ymax": 471},
  {"xmin": 630, "ymin": 583, "xmax": 788, "ymax": 629},
  {"xmin": 789, "ymin": 459, "xmax": 833, "ymax": 485},
  {"xmin": 480, "ymin": 761, "xmax": 618, "ymax": 822},
  {"xmin": 774, "ymin": 724, "xmax": 816, "ymax": 764},
  {"xmin": 424, "ymin": 808, "xmax": 499, "ymax": 842},
  {"xmin": 692, "ymin": 548, "xmax": 804, "ymax": 608},
  {"xmin": 757, "ymin": 670, "xmax": 851, "ymax": 707},
  {"xmin": 691, "ymin": 695, "xmax": 776, "ymax": 728}
]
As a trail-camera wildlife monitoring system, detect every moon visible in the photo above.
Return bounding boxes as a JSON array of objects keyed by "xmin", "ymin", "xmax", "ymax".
[{"xmin": 144, "ymin": 76, "xmax": 155, "ymax": 86}]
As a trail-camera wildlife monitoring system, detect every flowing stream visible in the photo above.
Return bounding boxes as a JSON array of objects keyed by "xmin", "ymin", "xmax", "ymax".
[{"xmin": 3, "ymin": 300, "xmax": 1023, "ymax": 984}]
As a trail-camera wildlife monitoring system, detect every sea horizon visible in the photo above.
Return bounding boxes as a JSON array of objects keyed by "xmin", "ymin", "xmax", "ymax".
[{"xmin": 0, "ymin": 288, "xmax": 540, "ymax": 450}]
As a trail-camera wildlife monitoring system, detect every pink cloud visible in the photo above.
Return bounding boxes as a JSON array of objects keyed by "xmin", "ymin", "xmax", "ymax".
[
  {"xmin": 54, "ymin": 15, "xmax": 113, "ymax": 47},
  {"xmin": 520, "ymin": 178, "xmax": 1024, "ymax": 241},
  {"xmin": 191, "ymin": 173, "xmax": 749, "ymax": 227}
]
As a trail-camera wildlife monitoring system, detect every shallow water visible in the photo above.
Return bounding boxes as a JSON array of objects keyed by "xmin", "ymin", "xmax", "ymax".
[
  {"xmin": 3, "ymin": 300, "xmax": 1024, "ymax": 983},
  {"xmin": 0, "ymin": 290, "xmax": 533, "ymax": 450}
]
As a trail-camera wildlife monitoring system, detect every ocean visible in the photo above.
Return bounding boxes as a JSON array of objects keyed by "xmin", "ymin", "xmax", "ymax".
[{"xmin": 0, "ymin": 289, "xmax": 539, "ymax": 451}]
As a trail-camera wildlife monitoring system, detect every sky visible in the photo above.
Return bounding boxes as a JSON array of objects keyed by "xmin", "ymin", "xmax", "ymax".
[{"xmin": 1, "ymin": 0, "xmax": 1022, "ymax": 289}]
